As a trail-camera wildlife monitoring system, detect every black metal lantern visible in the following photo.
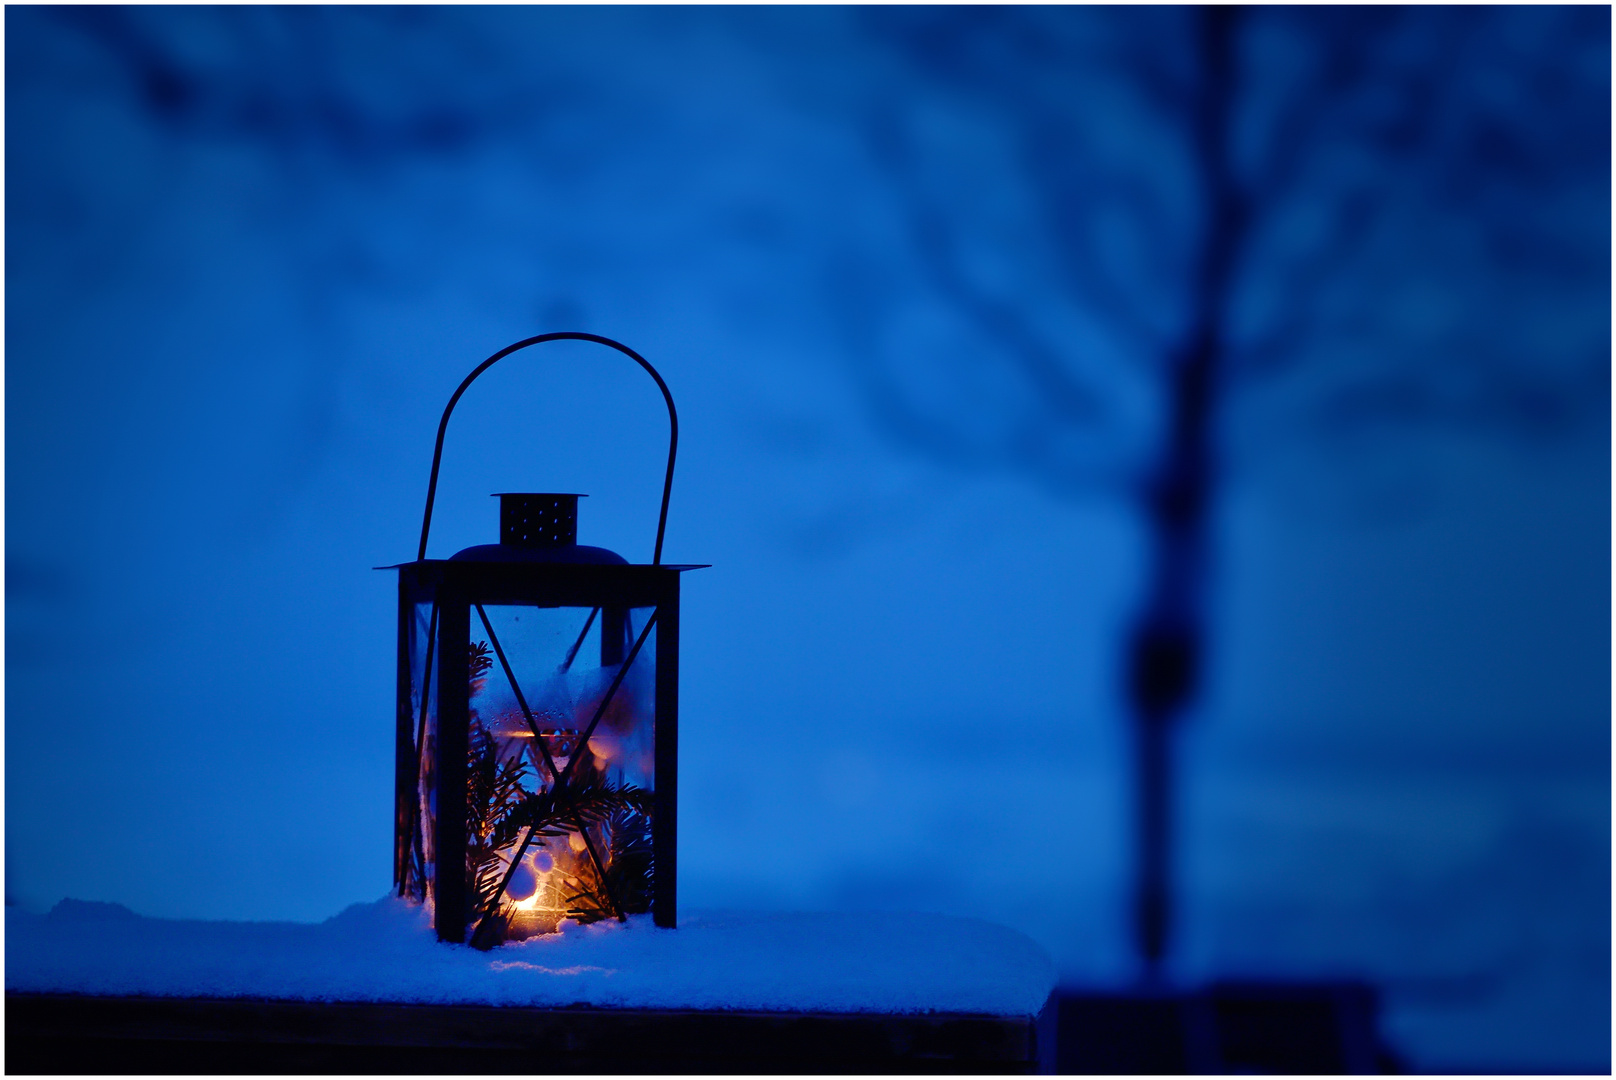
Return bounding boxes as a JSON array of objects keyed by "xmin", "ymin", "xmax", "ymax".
[{"xmin": 386, "ymin": 334, "xmax": 701, "ymax": 948}]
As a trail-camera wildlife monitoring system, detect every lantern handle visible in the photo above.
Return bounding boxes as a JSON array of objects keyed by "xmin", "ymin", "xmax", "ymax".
[{"xmin": 416, "ymin": 332, "xmax": 678, "ymax": 565}]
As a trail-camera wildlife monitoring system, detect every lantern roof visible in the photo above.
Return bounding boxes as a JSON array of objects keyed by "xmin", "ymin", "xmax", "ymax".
[{"xmin": 374, "ymin": 560, "xmax": 708, "ymax": 570}]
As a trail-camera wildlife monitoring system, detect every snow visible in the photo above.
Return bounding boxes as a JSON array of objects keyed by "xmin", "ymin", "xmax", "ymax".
[{"xmin": 5, "ymin": 898, "xmax": 1055, "ymax": 1018}]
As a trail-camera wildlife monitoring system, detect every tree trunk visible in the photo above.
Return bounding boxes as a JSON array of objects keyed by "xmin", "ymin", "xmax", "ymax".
[{"xmin": 1125, "ymin": 4, "xmax": 1244, "ymax": 982}]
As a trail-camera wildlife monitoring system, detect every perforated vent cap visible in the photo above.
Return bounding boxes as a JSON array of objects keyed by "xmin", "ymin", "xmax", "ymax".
[{"xmin": 495, "ymin": 493, "xmax": 584, "ymax": 549}]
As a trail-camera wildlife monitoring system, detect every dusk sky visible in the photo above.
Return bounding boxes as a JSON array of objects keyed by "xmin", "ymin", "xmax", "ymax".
[{"xmin": 6, "ymin": 6, "xmax": 1609, "ymax": 1070}]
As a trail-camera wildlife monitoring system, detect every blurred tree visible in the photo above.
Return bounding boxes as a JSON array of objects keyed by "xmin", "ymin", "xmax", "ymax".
[
  {"xmin": 32, "ymin": 5, "xmax": 506, "ymax": 158},
  {"xmin": 843, "ymin": 5, "xmax": 1609, "ymax": 979}
]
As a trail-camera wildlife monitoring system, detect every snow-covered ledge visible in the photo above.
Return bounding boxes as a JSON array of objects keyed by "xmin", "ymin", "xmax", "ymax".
[
  {"xmin": 7, "ymin": 897, "xmax": 1055, "ymax": 1071},
  {"xmin": 8, "ymin": 897, "xmax": 1054, "ymax": 1016}
]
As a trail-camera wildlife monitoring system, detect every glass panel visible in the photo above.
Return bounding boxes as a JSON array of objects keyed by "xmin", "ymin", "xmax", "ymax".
[
  {"xmin": 404, "ymin": 600, "xmax": 437, "ymax": 904},
  {"xmin": 461, "ymin": 603, "xmax": 657, "ymax": 943}
]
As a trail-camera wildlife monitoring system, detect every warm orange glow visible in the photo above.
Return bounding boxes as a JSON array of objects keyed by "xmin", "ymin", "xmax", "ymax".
[
  {"xmin": 512, "ymin": 883, "xmax": 547, "ymax": 911},
  {"xmin": 505, "ymin": 849, "xmax": 563, "ymax": 913}
]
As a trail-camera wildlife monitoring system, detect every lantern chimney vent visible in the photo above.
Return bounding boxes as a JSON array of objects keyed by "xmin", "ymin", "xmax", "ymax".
[{"xmin": 495, "ymin": 493, "xmax": 583, "ymax": 549}]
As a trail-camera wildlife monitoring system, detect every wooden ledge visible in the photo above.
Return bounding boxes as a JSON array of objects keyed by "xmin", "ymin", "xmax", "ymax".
[{"xmin": 5, "ymin": 992, "xmax": 1039, "ymax": 1074}]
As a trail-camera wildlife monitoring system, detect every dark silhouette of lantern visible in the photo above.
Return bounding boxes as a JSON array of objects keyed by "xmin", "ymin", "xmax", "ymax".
[{"xmin": 386, "ymin": 334, "xmax": 701, "ymax": 948}]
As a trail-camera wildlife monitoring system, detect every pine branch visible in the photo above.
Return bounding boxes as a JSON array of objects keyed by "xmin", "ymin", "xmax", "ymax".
[
  {"xmin": 463, "ymin": 717, "xmax": 535, "ymax": 923},
  {"xmin": 508, "ymin": 771, "xmax": 651, "ymax": 838},
  {"xmin": 553, "ymin": 780, "xmax": 654, "ymax": 924}
]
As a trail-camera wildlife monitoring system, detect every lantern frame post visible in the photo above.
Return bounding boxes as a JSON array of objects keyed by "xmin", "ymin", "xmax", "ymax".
[
  {"xmin": 432, "ymin": 585, "xmax": 472, "ymax": 943},
  {"xmin": 393, "ymin": 576, "xmax": 416, "ymax": 894},
  {"xmin": 652, "ymin": 584, "xmax": 679, "ymax": 929}
]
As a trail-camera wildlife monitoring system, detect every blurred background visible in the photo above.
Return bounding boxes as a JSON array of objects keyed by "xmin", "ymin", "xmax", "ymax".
[{"xmin": 6, "ymin": 6, "xmax": 1608, "ymax": 1072}]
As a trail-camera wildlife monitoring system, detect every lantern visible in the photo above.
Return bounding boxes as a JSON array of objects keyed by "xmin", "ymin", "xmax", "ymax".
[{"xmin": 386, "ymin": 333, "xmax": 701, "ymax": 948}]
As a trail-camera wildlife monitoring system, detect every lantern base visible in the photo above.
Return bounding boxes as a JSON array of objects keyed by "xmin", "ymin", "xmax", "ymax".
[
  {"xmin": 468, "ymin": 909, "xmax": 569, "ymax": 949},
  {"xmin": 506, "ymin": 910, "xmax": 566, "ymax": 940}
]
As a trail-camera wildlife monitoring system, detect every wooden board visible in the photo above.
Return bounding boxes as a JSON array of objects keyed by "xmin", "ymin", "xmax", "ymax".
[{"xmin": 6, "ymin": 992, "xmax": 1038, "ymax": 1074}]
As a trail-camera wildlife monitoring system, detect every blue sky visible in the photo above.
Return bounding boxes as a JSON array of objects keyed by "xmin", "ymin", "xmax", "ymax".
[{"xmin": 6, "ymin": 6, "xmax": 1608, "ymax": 1069}]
